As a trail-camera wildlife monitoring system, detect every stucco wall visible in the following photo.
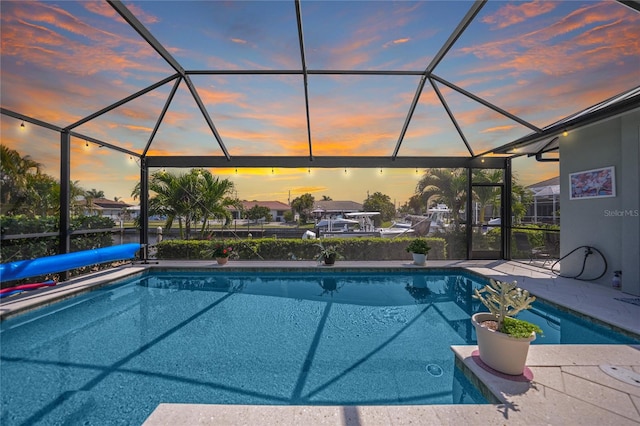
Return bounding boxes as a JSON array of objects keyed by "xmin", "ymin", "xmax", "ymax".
[{"xmin": 559, "ymin": 109, "xmax": 640, "ymax": 295}]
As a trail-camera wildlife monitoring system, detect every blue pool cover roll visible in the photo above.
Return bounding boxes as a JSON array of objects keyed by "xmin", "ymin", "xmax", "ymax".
[{"xmin": 0, "ymin": 243, "xmax": 143, "ymax": 282}]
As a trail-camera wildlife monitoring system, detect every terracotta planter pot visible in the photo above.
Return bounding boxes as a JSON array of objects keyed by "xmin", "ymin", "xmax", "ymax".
[
  {"xmin": 216, "ymin": 257, "xmax": 229, "ymax": 265},
  {"xmin": 411, "ymin": 252, "xmax": 427, "ymax": 265},
  {"xmin": 471, "ymin": 312, "xmax": 536, "ymax": 375}
]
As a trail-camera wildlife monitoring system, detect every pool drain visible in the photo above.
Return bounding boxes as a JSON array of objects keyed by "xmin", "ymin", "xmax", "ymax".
[
  {"xmin": 426, "ymin": 364, "xmax": 443, "ymax": 377},
  {"xmin": 599, "ymin": 364, "xmax": 640, "ymax": 387}
]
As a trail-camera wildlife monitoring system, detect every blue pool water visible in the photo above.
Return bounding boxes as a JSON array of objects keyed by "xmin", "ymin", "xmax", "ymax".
[{"xmin": 1, "ymin": 270, "xmax": 638, "ymax": 425}]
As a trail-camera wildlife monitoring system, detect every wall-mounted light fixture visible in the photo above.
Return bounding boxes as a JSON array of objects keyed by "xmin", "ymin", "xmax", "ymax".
[
  {"xmin": 20, "ymin": 121, "xmax": 25, "ymax": 128},
  {"xmin": 562, "ymin": 130, "xmax": 568, "ymax": 137}
]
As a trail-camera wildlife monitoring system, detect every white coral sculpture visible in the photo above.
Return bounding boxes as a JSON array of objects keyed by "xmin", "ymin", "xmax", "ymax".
[{"xmin": 473, "ymin": 278, "xmax": 537, "ymax": 332}]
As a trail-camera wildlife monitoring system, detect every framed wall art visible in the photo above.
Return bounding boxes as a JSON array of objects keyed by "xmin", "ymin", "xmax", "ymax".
[{"xmin": 569, "ymin": 166, "xmax": 616, "ymax": 200}]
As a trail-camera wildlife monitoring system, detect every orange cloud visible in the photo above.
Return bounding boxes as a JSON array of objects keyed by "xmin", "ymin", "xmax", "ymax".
[
  {"xmin": 481, "ymin": 125, "xmax": 518, "ymax": 134},
  {"xmin": 383, "ymin": 37, "xmax": 411, "ymax": 48},
  {"xmin": 197, "ymin": 86, "xmax": 247, "ymax": 107},
  {"xmin": 83, "ymin": 2, "xmax": 159, "ymax": 26},
  {"xmin": 482, "ymin": 0, "xmax": 556, "ymax": 29},
  {"xmin": 287, "ymin": 185, "xmax": 328, "ymax": 196},
  {"xmin": 445, "ymin": 1, "xmax": 639, "ymax": 128},
  {"xmin": 1, "ymin": 2, "xmax": 170, "ymax": 78},
  {"xmin": 458, "ymin": 2, "xmax": 639, "ymax": 78}
]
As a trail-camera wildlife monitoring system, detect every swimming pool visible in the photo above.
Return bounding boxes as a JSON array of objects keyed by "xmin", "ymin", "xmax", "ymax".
[{"xmin": 1, "ymin": 270, "xmax": 638, "ymax": 425}]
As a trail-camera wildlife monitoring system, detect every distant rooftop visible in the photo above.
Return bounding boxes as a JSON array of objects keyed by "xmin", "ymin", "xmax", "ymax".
[{"xmin": 527, "ymin": 176, "xmax": 560, "ymax": 189}]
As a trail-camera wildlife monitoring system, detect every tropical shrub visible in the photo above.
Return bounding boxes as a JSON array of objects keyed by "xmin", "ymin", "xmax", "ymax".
[{"xmin": 156, "ymin": 237, "xmax": 447, "ymax": 261}]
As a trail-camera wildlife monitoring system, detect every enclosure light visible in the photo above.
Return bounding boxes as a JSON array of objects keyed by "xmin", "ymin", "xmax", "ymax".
[
  {"xmin": 415, "ymin": 168, "xmax": 418, "ymax": 174},
  {"xmin": 481, "ymin": 158, "xmax": 485, "ymax": 163},
  {"xmin": 86, "ymin": 141, "xmax": 89, "ymax": 147},
  {"xmin": 562, "ymin": 130, "xmax": 568, "ymax": 137},
  {"xmin": 344, "ymin": 168, "xmax": 347, "ymax": 174},
  {"xmin": 20, "ymin": 121, "xmax": 25, "ymax": 128},
  {"xmin": 380, "ymin": 168, "xmax": 383, "ymax": 175},
  {"xmin": 271, "ymin": 168, "xmax": 274, "ymax": 174},
  {"xmin": 235, "ymin": 168, "xmax": 238, "ymax": 174}
]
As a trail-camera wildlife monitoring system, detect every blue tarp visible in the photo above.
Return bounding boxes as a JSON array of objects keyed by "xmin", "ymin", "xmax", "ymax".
[{"xmin": 0, "ymin": 244, "xmax": 142, "ymax": 282}]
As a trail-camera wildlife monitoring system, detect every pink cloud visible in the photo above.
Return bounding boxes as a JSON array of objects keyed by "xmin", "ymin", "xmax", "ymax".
[
  {"xmin": 1, "ymin": 2, "xmax": 169, "ymax": 78},
  {"xmin": 83, "ymin": 2, "xmax": 159, "ymax": 26},
  {"xmin": 482, "ymin": 0, "xmax": 557, "ymax": 29},
  {"xmin": 458, "ymin": 2, "xmax": 639, "ymax": 78},
  {"xmin": 481, "ymin": 125, "xmax": 518, "ymax": 134}
]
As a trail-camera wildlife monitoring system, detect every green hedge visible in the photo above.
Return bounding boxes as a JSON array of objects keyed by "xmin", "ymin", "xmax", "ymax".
[
  {"xmin": 1, "ymin": 215, "xmax": 118, "ymax": 286},
  {"xmin": 1, "ymin": 215, "xmax": 116, "ymax": 262},
  {"xmin": 156, "ymin": 237, "xmax": 447, "ymax": 261}
]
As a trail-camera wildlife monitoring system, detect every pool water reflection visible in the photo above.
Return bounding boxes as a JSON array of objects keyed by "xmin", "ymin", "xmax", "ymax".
[{"xmin": 1, "ymin": 270, "xmax": 637, "ymax": 425}]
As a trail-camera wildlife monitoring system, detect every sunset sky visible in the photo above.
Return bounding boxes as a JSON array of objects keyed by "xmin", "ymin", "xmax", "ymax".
[{"xmin": 1, "ymin": 1, "xmax": 638, "ymax": 206}]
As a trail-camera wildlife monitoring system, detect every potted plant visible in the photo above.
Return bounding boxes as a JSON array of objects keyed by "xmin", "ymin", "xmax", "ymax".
[
  {"xmin": 210, "ymin": 242, "xmax": 235, "ymax": 265},
  {"xmin": 471, "ymin": 278, "xmax": 543, "ymax": 375},
  {"xmin": 406, "ymin": 238, "xmax": 431, "ymax": 265},
  {"xmin": 315, "ymin": 241, "xmax": 341, "ymax": 265}
]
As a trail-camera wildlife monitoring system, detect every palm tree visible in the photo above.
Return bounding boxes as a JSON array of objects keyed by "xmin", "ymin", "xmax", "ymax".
[
  {"xmin": 416, "ymin": 168, "xmax": 467, "ymax": 229},
  {"xmin": 84, "ymin": 188, "xmax": 105, "ymax": 215},
  {"xmin": 26, "ymin": 173, "xmax": 58, "ymax": 217},
  {"xmin": 0, "ymin": 145, "xmax": 43, "ymax": 215},
  {"xmin": 472, "ymin": 169, "xmax": 503, "ymax": 224},
  {"xmin": 85, "ymin": 188, "xmax": 104, "ymax": 199},
  {"xmin": 68, "ymin": 180, "xmax": 87, "ymax": 216},
  {"xmin": 512, "ymin": 179, "xmax": 533, "ymax": 225},
  {"xmin": 146, "ymin": 169, "xmax": 237, "ymax": 239},
  {"xmin": 194, "ymin": 170, "xmax": 238, "ymax": 238},
  {"xmin": 148, "ymin": 170, "xmax": 192, "ymax": 239}
]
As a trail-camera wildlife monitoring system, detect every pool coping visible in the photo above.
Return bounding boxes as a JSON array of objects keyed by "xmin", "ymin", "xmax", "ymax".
[{"xmin": 2, "ymin": 260, "xmax": 640, "ymax": 425}]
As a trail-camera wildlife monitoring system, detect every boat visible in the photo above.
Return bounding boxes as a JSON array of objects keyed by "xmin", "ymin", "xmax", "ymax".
[
  {"xmin": 320, "ymin": 212, "xmax": 379, "ymax": 238},
  {"xmin": 315, "ymin": 217, "xmax": 360, "ymax": 229},
  {"xmin": 378, "ymin": 221, "xmax": 415, "ymax": 238},
  {"xmin": 403, "ymin": 205, "xmax": 450, "ymax": 236},
  {"xmin": 344, "ymin": 212, "xmax": 380, "ymax": 232},
  {"xmin": 425, "ymin": 204, "xmax": 451, "ymax": 234},
  {"xmin": 319, "ymin": 212, "xmax": 381, "ymax": 238},
  {"xmin": 319, "ymin": 212, "xmax": 417, "ymax": 239}
]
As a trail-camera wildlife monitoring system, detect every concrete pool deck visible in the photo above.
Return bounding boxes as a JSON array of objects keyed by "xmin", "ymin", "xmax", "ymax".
[{"xmin": 2, "ymin": 260, "xmax": 639, "ymax": 425}]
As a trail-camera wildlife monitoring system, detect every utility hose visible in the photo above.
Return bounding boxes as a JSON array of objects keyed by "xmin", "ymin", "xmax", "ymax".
[{"xmin": 550, "ymin": 245, "xmax": 607, "ymax": 281}]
